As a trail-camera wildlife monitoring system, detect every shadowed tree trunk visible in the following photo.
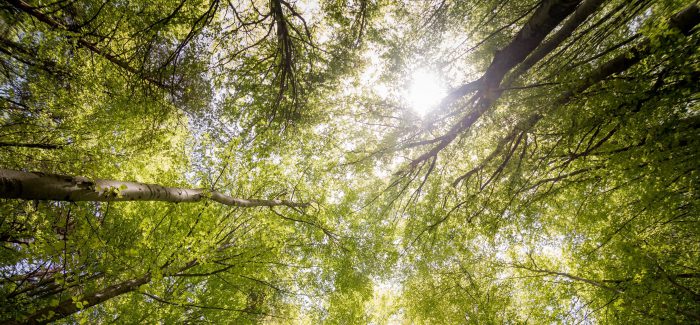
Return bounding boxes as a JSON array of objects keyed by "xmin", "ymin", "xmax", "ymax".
[
  {"xmin": 0, "ymin": 169, "xmax": 307, "ymax": 208},
  {"xmin": 8, "ymin": 274, "xmax": 152, "ymax": 325},
  {"xmin": 410, "ymin": 0, "xmax": 582, "ymax": 166},
  {"xmin": 411, "ymin": 2, "xmax": 700, "ymax": 167},
  {"xmin": 3, "ymin": 260, "xmax": 200, "ymax": 325},
  {"xmin": 452, "ymin": 3, "xmax": 700, "ymax": 186},
  {"xmin": 509, "ymin": 0, "xmax": 608, "ymax": 82},
  {"xmin": 0, "ymin": 142, "xmax": 63, "ymax": 150}
]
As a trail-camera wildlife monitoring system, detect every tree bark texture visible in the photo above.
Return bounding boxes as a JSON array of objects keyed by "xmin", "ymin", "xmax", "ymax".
[
  {"xmin": 411, "ymin": 2, "xmax": 700, "ymax": 167},
  {"xmin": 0, "ymin": 169, "xmax": 307, "ymax": 208},
  {"xmin": 509, "ymin": 0, "xmax": 608, "ymax": 82},
  {"xmin": 482, "ymin": 0, "xmax": 582, "ymax": 90}
]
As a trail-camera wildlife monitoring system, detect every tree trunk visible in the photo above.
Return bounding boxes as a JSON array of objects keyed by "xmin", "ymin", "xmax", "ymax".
[
  {"xmin": 6, "ymin": 274, "xmax": 151, "ymax": 325},
  {"xmin": 450, "ymin": 3, "xmax": 700, "ymax": 185},
  {"xmin": 0, "ymin": 142, "xmax": 62, "ymax": 150},
  {"xmin": 411, "ymin": 0, "xmax": 581, "ymax": 166},
  {"xmin": 413, "ymin": 2, "xmax": 700, "ymax": 167},
  {"xmin": 0, "ymin": 169, "xmax": 307, "ymax": 208},
  {"xmin": 482, "ymin": 0, "xmax": 582, "ymax": 90},
  {"xmin": 509, "ymin": 0, "xmax": 607, "ymax": 82}
]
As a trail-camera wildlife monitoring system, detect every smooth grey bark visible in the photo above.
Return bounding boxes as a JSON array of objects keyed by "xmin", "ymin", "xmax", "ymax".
[{"xmin": 0, "ymin": 169, "xmax": 308, "ymax": 208}]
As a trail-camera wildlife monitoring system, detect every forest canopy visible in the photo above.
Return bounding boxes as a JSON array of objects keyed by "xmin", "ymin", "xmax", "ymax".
[{"xmin": 0, "ymin": 0, "xmax": 699, "ymax": 323}]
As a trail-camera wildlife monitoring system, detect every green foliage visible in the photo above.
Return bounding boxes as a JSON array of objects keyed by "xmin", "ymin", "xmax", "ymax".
[{"xmin": 1, "ymin": 0, "xmax": 699, "ymax": 323}]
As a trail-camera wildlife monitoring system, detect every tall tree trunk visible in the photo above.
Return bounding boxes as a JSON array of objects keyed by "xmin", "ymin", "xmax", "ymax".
[
  {"xmin": 0, "ymin": 169, "xmax": 307, "ymax": 208},
  {"xmin": 0, "ymin": 142, "xmax": 62, "ymax": 150},
  {"xmin": 411, "ymin": 2, "xmax": 700, "ymax": 167},
  {"xmin": 482, "ymin": 0, "xmax": 582, "ymax": 89},
  {"xmin": 451, "ymin": 3, "xmax": 700, "ymax": 186},
  {"xmin": 508, "ymin": 0, "xmax": 608, "ymax": 82}
]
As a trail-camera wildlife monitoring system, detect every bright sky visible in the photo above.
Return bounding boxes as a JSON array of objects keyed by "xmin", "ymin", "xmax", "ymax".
[{"xmin": 405, "ymin": 69, "xmax": 446, "ymax": 116}]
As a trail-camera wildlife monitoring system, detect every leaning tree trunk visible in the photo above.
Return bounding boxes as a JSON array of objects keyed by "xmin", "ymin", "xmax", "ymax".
[
  {"xmin": 4, "ymin": 260, "xmax": 199, "ymax": 325},
  {"xmin": 508, "ymin": 0, "xmax": 607, "ymax": 82},
  {"xmin": 7, "ymin": 274, "xmax": 152, "ymax": 325},
  {"xmin": 410, "ymin": 0, "xmax": 582, "ymax": 166},
  {"xmin": 0, "ymin": 169, "xmax": 307, "ymax": 208}
]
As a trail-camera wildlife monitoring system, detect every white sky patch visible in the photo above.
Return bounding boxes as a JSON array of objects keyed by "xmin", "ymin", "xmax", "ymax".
[
  {"xmin": 368, "ymin": 273, "xmax": 405, "ymax": 324},
  {"xmin": 405, "ymin": 69, "xmax": 446, "ymax": 116},
  {"xmin": 373, "ymin": 163, "xmax": 390, "ymax": 178},
  {"xmin": 313, "ymin": 123, "xmax": 329, "ymax": 135},
  {"xmin": 539, "ymin": 235, "xmax": 565, "ymax": 259},
  {"xmin": 269, "ymin": 153, "xmax": 282, "ymax": 165},
  {"xmin": 328, "ymin": 189, "xmax": 345, "ymax": 204},
  {"xmin": 341, "ymin": 140, "xmax": 356, "ymax": 151},
  {"xmin": 296, "ymin": 0, "xmax": 321, "ymax": 24},
  {"xmin": 360, "ymin": 46, "xmax": 391, "ymax": 99}
]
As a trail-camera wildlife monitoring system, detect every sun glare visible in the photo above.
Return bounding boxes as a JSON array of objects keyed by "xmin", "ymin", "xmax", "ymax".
[{"xmin": 406, "ymin": 69, "xmax": 446, "ymax": 116}]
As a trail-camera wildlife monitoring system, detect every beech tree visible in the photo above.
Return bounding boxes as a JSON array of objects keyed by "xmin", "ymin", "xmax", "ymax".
[
  {"xmin": 0, "ymin": 169, "xmax": 308, "ymax": 208},
  {"xmin": 1, "ymin": 0, "xmax": 699, "ymax": 323}
]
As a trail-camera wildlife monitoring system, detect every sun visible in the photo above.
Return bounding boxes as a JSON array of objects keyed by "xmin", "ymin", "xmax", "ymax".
[{"xmin": 405, "ymin": 69, "xmax": 446, "ymax": 116}]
